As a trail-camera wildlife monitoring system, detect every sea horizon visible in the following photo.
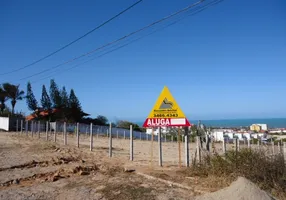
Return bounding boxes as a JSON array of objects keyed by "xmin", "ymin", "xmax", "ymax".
[{"xmin": 135, "ymin": 117, "xmax": 286, "ymax": 128}]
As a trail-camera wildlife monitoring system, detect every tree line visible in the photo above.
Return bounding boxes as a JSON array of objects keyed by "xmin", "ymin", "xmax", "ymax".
[{"xmin": 0, "ymin": 80, "xmax": 143, "ymax": 130}]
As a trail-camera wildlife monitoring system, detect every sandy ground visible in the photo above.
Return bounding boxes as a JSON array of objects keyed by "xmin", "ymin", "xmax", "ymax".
[{"xmin": 0, "ymin": 131, "xmax": 277, "ymax": 200}]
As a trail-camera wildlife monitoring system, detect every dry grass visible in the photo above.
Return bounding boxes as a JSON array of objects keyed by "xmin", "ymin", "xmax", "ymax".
[{"xmin": 181, "ymin": 148, "xmax": 286, "ymax": 199}]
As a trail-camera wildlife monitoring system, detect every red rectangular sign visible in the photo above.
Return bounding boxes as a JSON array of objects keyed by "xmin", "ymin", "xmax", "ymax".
[{"xmin": 143, "ymin": 118, "xmax": 191, "ymax": 127}]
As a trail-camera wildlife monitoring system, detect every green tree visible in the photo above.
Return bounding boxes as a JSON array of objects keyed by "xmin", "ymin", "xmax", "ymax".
[
  {"xmin": 3, "ymin": 83, "xmax": 25, "ymax": 114},
  {"xmin": 0, "ymin": 86, "xmax": 8, "ymax": 114},
  {"xmin": 49, "ymin": 79, "xmax": 62, "ymax": 108},
  {"xmin": 61, "ymin": 87, "xmax": 69, "ymax": 107},
  {"xmin": 94, "ymin": 115, "xmax": 108, "ymax": 125},
  {"xmin": 26, "ymin": 82, "xmax": 38, "ymax": 111},
  {"xmin": 68, "ymin": 89, "xmax": 83, "ymax": 122},
  {"xmin": 41, "ymin": 85, "xmax": 52, "ymax": 110}
]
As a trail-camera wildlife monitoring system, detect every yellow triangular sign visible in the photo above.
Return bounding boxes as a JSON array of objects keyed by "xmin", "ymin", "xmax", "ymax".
[{"xmin": 143, "ymin": 86, "xmax": 190, "ymax": 127}]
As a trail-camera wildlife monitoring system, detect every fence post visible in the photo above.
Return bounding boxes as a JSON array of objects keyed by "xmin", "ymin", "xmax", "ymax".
[
  {"xmin": 283, "ymin": 142, "xmax": 286, "ymax": 162},
  {"xmin": 109, "ymin": 123, "xmax": 112, "ymax": 157},
  {"xmin": 20, "ymin": 120, "xmax": 23, "ymax": 135},
  {"xmin": 158, "ymin": 127, "xmax": 162, "ymax": 167},
  {"xmin": 54, "ymin": 122, "xmax": 57, "ymax": 143},
  {"xmin": 90, "ymin": 123, "xmax": 93, "ymax": 151},
  {"xmin": 106, "ymin": 129, "xmax": 108, "ymax": 137},
  {"xmin": 38, "ymin": 121, "xmax": 40, "ymax": 139},
  {"xmin": 171, "ymin": 135, "xmax": 173, "ymax": 142},
  {"xmin": 235, "ymin": 138, "xmax": 238, "ymax": 153},
  {"xmin": 130, "ymin": 125, "xmax": 133, "ymax": 161},
  {"xmin": 184, "ymin": 130, "xmax": 189, "ymax": 167},
  {"xmin": 25, "ymin": 121, "xmax": 28, "ymax": 136},
  {"xmin": 278, "ymin": 141, "xmax": 281, "ymax": 154},
  {"xmin": 140, "ymin": 132, "xmax": 142, "ymax": 141},
  {"xmin": 272, "ymin": 141, "xmax": 275, "ymax": 154},
  {"xmin": 64, "ymin": 122, "xmax": 67, "ymax": 145},
  {"xmin": 46, "ymin": 121, "xmax": 48, "ymax": 141},
  {"xmin": 257, "ymin": 140, "xmax": 260, "ymax": 150},
  {"xmin": 248, "ymin": 139, "xmax": 251, "ymax": 149},
  {"xmin": 237, "ymin": 138, "xmax": 240, "ymax": 151},
  {"xmin": 196, "ymin": 136, "xmax": 201, "ymax": 163},
  {"xmin": 16, "ymin": 119, "xmax": 18, "ymax": 133},
  {"xmin": 116, "ymin": 130, "xmax": 119, "ymax": 139},
  {"xmin": 222, "ymin": 138, "xmax": 226, "ymax": 154},
  {"xmin": 124, "ymin": 130, "xmax": 126, "ymax": 140},
  {"xmin": 164, "ymin": 134, "xmax": 167, "ymax": 143},
  {"xmin": 76, "ymin": 123, "xmax": 79, "ymax": 148},
  {"xmin": 31, "ymin": 121, "xmax": 34, "ymax": 137},
  {"xmin": 178, "ymin": 128, "xmax": 182, "ymax": 167}
]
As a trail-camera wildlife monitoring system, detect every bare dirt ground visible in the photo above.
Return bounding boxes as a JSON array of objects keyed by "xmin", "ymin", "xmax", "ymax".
[{"xmin": 0, "ymin": 132, "xmax": 276, "ymax": 200}]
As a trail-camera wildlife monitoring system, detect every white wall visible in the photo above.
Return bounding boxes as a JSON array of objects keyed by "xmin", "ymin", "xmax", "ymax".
[{"xmin": 0, "ymin": 117, "xmax": 10, "ymax": 131}]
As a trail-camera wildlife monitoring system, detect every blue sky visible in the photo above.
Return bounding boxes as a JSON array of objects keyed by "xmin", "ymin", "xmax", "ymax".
[{"xmin": 0, "ymin": 0, "xmax": 285, "ymax": 123}]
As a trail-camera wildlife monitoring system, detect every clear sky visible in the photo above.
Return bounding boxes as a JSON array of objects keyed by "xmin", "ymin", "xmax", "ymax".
[{"xmin": 0, "ymin": 0, "xmax": 285, "ymax": 123}]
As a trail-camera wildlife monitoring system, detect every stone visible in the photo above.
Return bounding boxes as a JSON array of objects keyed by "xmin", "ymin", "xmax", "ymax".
[
  {"xmin": 79, "ymin": 171, "xmax": 90, "ymax": 176},
  {"xmin": 124, "ymin": 167, "xmax": 135, "ymax": 173},
  {"xmin": 13, "ymin": 179, "xmax": 19, "ymax": 184}
]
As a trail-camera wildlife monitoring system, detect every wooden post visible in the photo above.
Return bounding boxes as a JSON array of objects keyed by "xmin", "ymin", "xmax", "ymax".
[
  {"xmin": 76, "ymin": 123, "xmax": 79, "ymax": 148},
  {"xmin": 130, "ymin": 125, "xmax": 133, "ymax": 161},
  {"xmin": 237, "ymin": 138, "xmax": 240, "ymax": 151},
  {"xmin": 235, "ymin": 138, "xmax": 238, "ymax": 153},
  {"xmin": 278, "ymin": 141, "xmax": 281, "ymax": 154},
  {"xmin": 164, "ymin": 134, "xmax": 167, "ymax": 143},
  {"xmin": 109, "ymin": 122, "xmax": 112, "ymax": 157},
  {"xmin": 257, "ymin": 140, "xmax": 260, "ymax": 150},
  {"xmin": 90, "ymin": 123, "xmax": 93, "ymax": 151},
  {"xmin": 171, "ymin": 135, "xmax": 174, "ymax": 142},
  {"xmin": 124, "ymin": 130, "xmax": 126, "ymax": 140},
  {"xmin": 178, "ymin": 127, "xmax": 182, "ymax": 167},
  {"xmin": 158, "ymin": 127, "xmax": 162, "ymax": 167},
  {"xmin": 117, "ymin": 130, "xmax": 119, "ymax": 139},
  {"xmin": 64, "ymin": 122, "xmax": 67, "ymax": 145},
  {"xmin": 45, "ymin": 121, "xmax": 48, "ymax": 141},
  {"xmin": 106, "ymin": 129, "xmax": 108, "ymax": 137},
  {"xmin": 272, "ymin": 141, "xmax": 275, "ymax": 154},
  {"xmin": 248, "ymin": 139, "xmax": 251, "ymax": 149},
  {"xmin": 140, "ymin": 132, "xmax": 142, "ymax": 140}
]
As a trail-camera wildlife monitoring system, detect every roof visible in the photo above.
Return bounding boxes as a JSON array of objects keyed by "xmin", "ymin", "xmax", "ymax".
[{"xmin": 25, "ymin": 108, "xmax": 60, "ymax": 121}]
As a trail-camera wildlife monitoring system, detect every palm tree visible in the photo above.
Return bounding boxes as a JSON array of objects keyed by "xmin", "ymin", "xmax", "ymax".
[
  {"xmin": 3, "ymin": 83, "xmax": 25, "ymax": 114},
  {"xmin": 0, "ymin": 86, "xmax": 8, "ymax": 114}
]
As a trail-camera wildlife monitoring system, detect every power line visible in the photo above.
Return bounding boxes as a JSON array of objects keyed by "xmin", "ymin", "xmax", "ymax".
[
  {"xmin": 19, "ymin": 0, "xmax": 206, "ymax": 81},
  {"xmin": 30, "ymin": 0, "xmax": 223, "ymax": 84},
  {"xmin": 0, "ymin": 0, "xmax": 143, "ymax": 76}
]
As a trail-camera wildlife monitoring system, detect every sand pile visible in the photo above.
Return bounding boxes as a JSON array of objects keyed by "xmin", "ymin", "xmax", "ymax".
[{"xmin": 195, "ymin": 177, "xmax": 275, "ymax": 200}]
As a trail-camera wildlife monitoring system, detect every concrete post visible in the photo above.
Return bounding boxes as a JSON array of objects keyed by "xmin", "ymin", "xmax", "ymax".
[
  {"xmin": 109, "ymin": 122, "xmax": 112, "ymax": 157},
  {"xmin": 64, "ymin": 122, "xmax": 67, "ymax": 145},
  {"xmin": 16, "ymin": 119, "xmax": 18, "ymax": 133},
  {"xmin": 25, "ymin": 121, "xmax": 28, "ymax": 136},
  {"xmin": 20, "ymin": 120, "xmax": 23, "ymax": 134},
  {"xmin": 38, "ymin": 121, "xmax": 40, "ymax": 139},
  {"xmin": 222, "ymin": 138, "xmax": 226, "ymax": 154},
  {"xmin": 130, "ymin": 125, "xmax": 133, "ymax": 161},
  {"xmin": 90, "ymin": 123, "xmax": 93, "ymax": 151},
  {"xmin": 76, "ymin": 123, "xmax": 79, "ymax": 148},
  {"xmin": 46, "ymin": 121, "xmax": 48, "ymax": 141},
  {"xmin": 54, "ymin": 122, "xmax": 57, "ymax": 143},
  {"xmin": 158, "ymin": 127, "xmax": 162, "ymax": 167},
  {"xmin": 185, "ymin": 133, "xmax": 189, "ymax": 167},
  {"xmin": 31, "ymin": 121, "xmax": 34, "ymax": 137}
]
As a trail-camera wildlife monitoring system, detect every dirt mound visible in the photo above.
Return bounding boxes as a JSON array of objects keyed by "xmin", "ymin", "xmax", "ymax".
[{"xmin": 195, "ymin": 177, "xmax": 275, "ymax": 200}]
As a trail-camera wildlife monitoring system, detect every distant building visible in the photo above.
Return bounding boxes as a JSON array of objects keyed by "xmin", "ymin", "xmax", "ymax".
[{"xmin": 250, "ymin": 124, "xmax": 268, "ymax": 132}]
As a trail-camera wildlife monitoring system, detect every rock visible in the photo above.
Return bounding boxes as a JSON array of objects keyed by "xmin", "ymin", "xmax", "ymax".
[
  {"xmin": 13, "ymin": 179, "xmax": 19, "ymax": 185},
  {"xmin": 79, "ymin": 171, "xmax": 90, "ymax": 176},
  {"xmin": 124, "ymin": 167, "xmax": 135, "ymax": 173},
  {"xmin": 96, "ymin": 185, "xmax": 106, "ymax": 190},
  {"xmin": 81, "ymin": 160, "xmax": 85, "ymax": 163}
]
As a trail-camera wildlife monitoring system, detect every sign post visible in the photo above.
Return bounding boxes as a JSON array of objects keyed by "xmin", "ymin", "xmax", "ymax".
[{"xmin": 143, "ymin": 86, "xmax": 191, "ymax": 167}]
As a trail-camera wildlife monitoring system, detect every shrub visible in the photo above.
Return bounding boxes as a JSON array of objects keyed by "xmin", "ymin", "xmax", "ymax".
[{"xmin": 185, "ymin": 148, "xmax": 286, "ymax": 198}]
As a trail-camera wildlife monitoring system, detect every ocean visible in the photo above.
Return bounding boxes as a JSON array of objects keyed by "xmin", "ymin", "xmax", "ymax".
[{"xmin": 136, "ymin": 118, "xmax": 286, "ymax": 128}]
